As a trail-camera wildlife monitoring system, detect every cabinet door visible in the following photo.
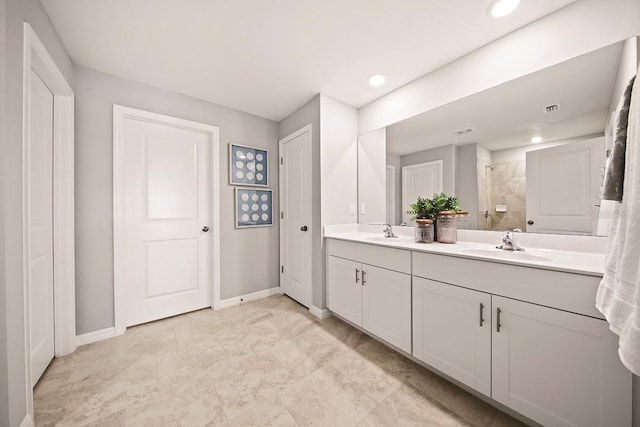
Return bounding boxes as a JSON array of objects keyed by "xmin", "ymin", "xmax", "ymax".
[
  {"xmin": 362, "ymin": 264, "xmax": 411, "ymax": 353},
  {"xmin": 327, "ymin": 256, "xmax": 362, "ymax": 326},
  {"xmin": 492, "ymin": 296, "xmax": 632, "ymax": 427},
  {"xmin": 412, "ymin": 277, "xmax": 491, "ymax": 396}
]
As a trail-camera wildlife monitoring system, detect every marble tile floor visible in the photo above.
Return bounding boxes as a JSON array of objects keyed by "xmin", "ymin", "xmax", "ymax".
[{"xmin": 34, "ymin": 295, "xmax": 526, "ymax": 426}]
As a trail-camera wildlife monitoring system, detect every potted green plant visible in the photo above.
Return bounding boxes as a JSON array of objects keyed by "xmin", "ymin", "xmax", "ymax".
[
  {"xmin": 407, "ymin": 193, "xmax": 461, "ymax": 241},
  {"xmin": 407, "ymin": 196, "xmax": 434, "ymax": 221},
  {"xmin": 407, "ymin": 193, "xmax": 460, "ymax": 220}
]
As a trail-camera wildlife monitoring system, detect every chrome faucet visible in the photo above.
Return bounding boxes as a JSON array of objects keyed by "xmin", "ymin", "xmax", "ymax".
[
  {"xmin": 383, "ymin": 224, "xmax": 398, "ymax": 238},
  {"xmin": 497, "ymin": 229, "xmax": 524, "ymax": 251}
]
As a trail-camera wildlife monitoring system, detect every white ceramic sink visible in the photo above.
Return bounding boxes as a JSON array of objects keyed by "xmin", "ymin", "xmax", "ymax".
[
  {"xmin": 362, "ymin": 235, "xmax": 413, "ymax": 243},
  {"xmin": 460, "ymin": 248, "xmax": 553, "ymax": 262}
]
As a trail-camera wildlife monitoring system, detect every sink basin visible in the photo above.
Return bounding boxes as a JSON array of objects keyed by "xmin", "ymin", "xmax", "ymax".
[
  {"xmin": 460, "ymin": 248, "xmax": 552, "ymax": 262},
  {"xmin": 362, "ymin": 236, "xmax": 412, "ymax": 243}
]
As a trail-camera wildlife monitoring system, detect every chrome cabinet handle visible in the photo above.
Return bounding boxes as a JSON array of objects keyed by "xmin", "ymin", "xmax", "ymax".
[
  {"xmin": 496, "ymin": 307, "xmax": 502, "ymax": 333},
  {"xmin": 355, "ymin": 268, "xmax": 360, "ymax": 283},
  {"xmin": 300, "ymin": 225, "xmax": 308, "ymax": 232},
  {"xmin": 479, "ymin": 303, "xmax": 485, "ymax": 327},
  {"xmin": 362, "ymin": 270, "xmax": 366, "ymax": 285},
  {"xmin": 202, "ymin": 226, "xmax": 210, "ymax": 232}
]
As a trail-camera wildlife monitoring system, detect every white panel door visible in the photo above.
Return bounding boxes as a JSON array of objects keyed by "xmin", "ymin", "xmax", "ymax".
[
  {"xmin": 362, "ymin": 264, "xmax": 411, "ymax": 353},
  {"xmin": 327, "ymin": 256, "xmax": 362, "ymax": 326},
  {"xmin": 526, "ymin": 137, "xmax": 605, "ymax": 235},
  {"xmin": 280, "ymin": 128, "xmax": 312, "ymax": 307},
  {"xmin": 412, "ymin": 277, "xmax": 491, "ymax": 396},
  {"xmin": 123, "ymin": 117, "xmax": 211, "ymax": 326},
  {"xmin": 492, "ymin": 296, "xmax": 632, "ymax": 427},
  {"xmin": 28, "ymin": 69, "xmax": 55, "ymax": 385},
  {"xmin": 402, "ymin": 160, "xmax": 443, "ymax": 224}
]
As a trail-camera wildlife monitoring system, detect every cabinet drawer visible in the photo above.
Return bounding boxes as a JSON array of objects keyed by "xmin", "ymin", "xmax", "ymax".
[
  {"xmin": 412, "ymin": 251, "xmax": 602, "ymax": 319},
  {"xmin": 327, "ymin": 239, "xmax": 411, "ymax": 274}
]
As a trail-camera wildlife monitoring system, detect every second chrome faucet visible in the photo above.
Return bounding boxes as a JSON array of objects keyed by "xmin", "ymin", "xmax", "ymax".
[{"xmin": 497, "ymin": 229, "xmax": 524, "ymax": 251}]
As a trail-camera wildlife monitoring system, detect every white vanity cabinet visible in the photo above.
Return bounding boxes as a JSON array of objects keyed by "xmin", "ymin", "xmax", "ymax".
[
  {"xmin": 491, "ymin": 296, "xmax": 632, "ymax": 427},
  {"xmin": 412, "ymin": 277, "xmax": 492, "ymax": 396},
  {"xmin": 412, "ymin": 251, "xmax": 632, "ymax": 427},
  {"xmin": 327, "ymin": 240, "xmax": 411, "ymax": 353},
  {"xmin": 327, "ymin": 256, "xmax": 363, "ymax": 326}
]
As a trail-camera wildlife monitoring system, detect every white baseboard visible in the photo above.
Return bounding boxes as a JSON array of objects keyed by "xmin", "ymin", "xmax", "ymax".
[
  {"xmin": 309, "ymin": 305, "xmax": 332, "ymax": 319},
  {"xmin": 20, "ymin": 414, "xmax": 33, "ymax": 427},
  {"xmin": 76, "ymin": 326, "xmax": 116, "ymax": 347},
  {"xmin": 218, "ymin": 287, "xmax": 282, "ymax": 309}
]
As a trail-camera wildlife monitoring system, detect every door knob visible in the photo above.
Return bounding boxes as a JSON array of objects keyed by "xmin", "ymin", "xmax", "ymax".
[
  {"xmin": 300, "ymin": 225, "xmax": 308, "ymax": 232},
  {"xmin": 527, "ymin": 220, "xmax": 534, "ymax": 225},
  {"xmin": 202, "ymin": 226, "xmax": 210, "ymax": 232}
]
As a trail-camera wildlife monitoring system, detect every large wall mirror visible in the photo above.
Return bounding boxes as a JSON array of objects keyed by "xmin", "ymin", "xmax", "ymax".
[{"xmin": 359, "ymin": 39, "xmax": 638, "ymax": 236}]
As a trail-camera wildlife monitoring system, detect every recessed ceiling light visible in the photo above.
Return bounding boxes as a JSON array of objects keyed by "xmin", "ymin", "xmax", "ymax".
[
  {"xmin": 531, "ymin": 136, "xmax": 544, "ymax": 144},
  {"xmin": 488, "ymin": 0, "xmax": 520, "ymax": 17},
  {"xmin": 369, "ymin": 74, "xmax": 386, "ymax": 87}
]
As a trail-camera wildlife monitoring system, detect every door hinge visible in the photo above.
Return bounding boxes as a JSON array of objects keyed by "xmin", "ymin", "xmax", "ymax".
[
  {"xmin": 280, "ymin": 211, "xmax": 284, "ymax": 219},
  {"xmin": 281, "ymin": 265, "xmax": 284, "ymax": 274},
  {"xmin": 280, "ymin": 157, "xmax": 283, "ymax": 165}
]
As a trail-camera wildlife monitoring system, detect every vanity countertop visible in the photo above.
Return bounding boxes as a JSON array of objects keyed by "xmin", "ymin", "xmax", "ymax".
[{"xmin": 324, "ymin": 231, "xmax": 605, "ymax": 277}]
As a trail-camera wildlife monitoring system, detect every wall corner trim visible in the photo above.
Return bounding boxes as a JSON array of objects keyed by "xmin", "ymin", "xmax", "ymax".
[
  {"xmin": 309, "ymin": 306, "xmax": 332, "ymax": 320},
  {"xmin": 76, "ymin": 327, "xmax": 116, "ymax": 347},
  {"xmin": 217, "ymin": 287, "xmax": 282, "ymax": 310}
]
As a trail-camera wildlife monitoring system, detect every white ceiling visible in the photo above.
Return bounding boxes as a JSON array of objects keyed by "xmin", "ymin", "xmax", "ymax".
[
  {"xmin": 40, "ymin": 0, "xmax": 577, "ymax": 121},
  {"xmin": 386, "ymin": 41, "xmax": 623, "ymax": 155}
]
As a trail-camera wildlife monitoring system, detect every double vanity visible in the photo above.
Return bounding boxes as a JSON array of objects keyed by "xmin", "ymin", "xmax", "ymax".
[{"xmin": 324, "ymin": 227, "xmax": 632, "ymax": 427}]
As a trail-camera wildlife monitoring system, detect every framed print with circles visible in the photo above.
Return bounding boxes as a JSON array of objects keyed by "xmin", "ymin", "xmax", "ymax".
[
  {"xmin": 229, "ymin": 143, "xmax": 268, "ymax": 186},
  {"xmin": 235, "ymin": 188, "xmax": 273, "ymax": 228}
]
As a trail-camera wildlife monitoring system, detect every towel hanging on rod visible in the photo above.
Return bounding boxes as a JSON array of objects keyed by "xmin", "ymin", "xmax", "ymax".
[{"xmin": 596, "ymin": 73, "xmax": 640, "ymax": 376}]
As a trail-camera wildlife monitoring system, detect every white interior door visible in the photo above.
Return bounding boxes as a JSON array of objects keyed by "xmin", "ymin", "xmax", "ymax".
[
  {"xmin": 123, "ymin": 116, "xmax": 212, "ymax": 327},
  {"xmin": 402, "ymin": 160, "xmax": 443, "ymax": 224},
  {"xmin": 279, "ymin": 126, "xmax": 312, "ymax": 307},
  {"xmin": 526, "ymin": 137, "xmax": 605, "ymax": 235},
  {"xmin": 28, "ymin": 69, "xmax": 55, "ymax": 386}
]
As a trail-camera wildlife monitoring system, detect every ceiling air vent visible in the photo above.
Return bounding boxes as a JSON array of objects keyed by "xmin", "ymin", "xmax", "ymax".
[
  {"xmin": 543, "ymin": 103, "xmax": 562, "ymax": 113},
  {"xmin": 453, "ymin": 127, "xmax": 474, "ymax": 135}
]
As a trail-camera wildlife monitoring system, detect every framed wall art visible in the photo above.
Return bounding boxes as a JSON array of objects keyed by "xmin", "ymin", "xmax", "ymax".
[
  {"xmin": 235, "ymin": 188, "xmax": 273, "ymax": 228},
  {"xmin": 229, "ymin": 143, "xmax": 268, "ymax": 186}
]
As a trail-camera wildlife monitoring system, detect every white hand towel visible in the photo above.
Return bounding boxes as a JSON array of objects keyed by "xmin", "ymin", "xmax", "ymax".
[{"xmin": 596, "ymin": 74, "xmax": 640, "ymax": 375}]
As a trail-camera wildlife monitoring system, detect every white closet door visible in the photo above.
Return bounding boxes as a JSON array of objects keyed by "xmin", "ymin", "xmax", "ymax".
[
  {"xmin": 280, "ymin": 127, "xmax": 312, "ymax": 307},
  {"xmin": 123, "ymin": 116, "xmax": 212, "ymax": 326},
  {"xmin": 29, "ymin": 69, "xmax": 55, "ymax": 385},
  {"xmin": 402, "ymin": 160, "xmax": 443, "ymax": 224},
  {"xmin": 526, "ymin": 137, "xmax": 604, "ymax": 235}
]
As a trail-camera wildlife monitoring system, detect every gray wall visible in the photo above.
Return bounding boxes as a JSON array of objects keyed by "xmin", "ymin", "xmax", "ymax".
[
  {"xmin": 74, "ymin": 67, "xmax": 280, "ymax": 334},
  {"xmin": 401, "ymin": 144, "xmax": 456, "ymax": 196},
  {"xmin": 456, "ymin": 144, "xmax": 479, "ymax": 229},
  {"xmin": 0, "ymin": 0, "xmax": 8, "ymax": 424},
  {"xmin": 278, "ymin": 95, "xmax": 324, "ymax": 308},
  {"xmin": 2, "ymin": 0, "xmax": 75, "ymax": 425}
]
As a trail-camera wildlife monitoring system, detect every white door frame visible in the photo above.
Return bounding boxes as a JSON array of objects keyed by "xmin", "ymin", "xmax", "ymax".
[
  {"xmin": 22, "ymin": 22, "xmax": 76, "ymax": 417},
  {"xmin": 278, "ymin": 124, "xmax": 313, "ymax": 306},
  {"xmin": 113, "ymin": 105, "xmax": 221, "ymax": 336},
  {"xmin": 386, "ymin": 164, "xmax": 396, "ymax": 225}
]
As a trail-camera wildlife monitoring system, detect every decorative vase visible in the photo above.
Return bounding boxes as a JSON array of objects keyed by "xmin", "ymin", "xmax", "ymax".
[{"xmin": 414, "ymin": 219, "xmax": 434, "ymax": 243}]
